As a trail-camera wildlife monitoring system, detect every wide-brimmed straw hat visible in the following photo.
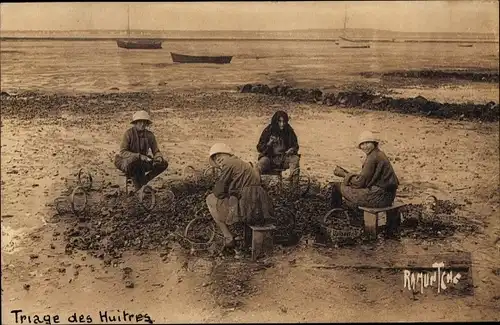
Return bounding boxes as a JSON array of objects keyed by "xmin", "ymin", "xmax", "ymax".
[
  {"xmin": 208, "ymin": 143, "xmax": 233, "ymax": 167},
  {"xmin": 357, "ymin": 131, "xmax": 378, "ymax": 148},
  {"xmin": 131, "ymin": 110, "xmax": 152, "ymax": 124}
]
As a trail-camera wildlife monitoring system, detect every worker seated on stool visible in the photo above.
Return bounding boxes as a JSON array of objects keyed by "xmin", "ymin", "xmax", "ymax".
[
  {"xmin": 206, "ymin": 143, "xmax": 273, "ymax": 249},
  {"xmin": 114, "ymin": 110, "xmax": 168, "ymax": 191},
  {"xmin": 331, "ymin": 131, "xmax": 399, "ymax": 210},
  {"xmin": 256, "ymin": 110, "xmax": 300, "ymax": 184}
]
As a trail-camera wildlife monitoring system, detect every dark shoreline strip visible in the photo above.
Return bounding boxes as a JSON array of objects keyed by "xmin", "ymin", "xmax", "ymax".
[
  {"xmin": 238, "ymin": 84, "xmax": 499, "ymax": 122},
  {"xmin": 361, "ymin": 70, "xmax": 499, "ymax": 83}
]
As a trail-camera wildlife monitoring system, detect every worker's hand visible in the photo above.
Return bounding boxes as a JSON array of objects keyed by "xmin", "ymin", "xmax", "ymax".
[
  {"xmin": 267, "ymin": 136, "xmax": 278, "ymax": 146},
  {"xmin": 153, "ymin": 156, "xmax": 164, "ymax": 164},
  {"xmin": 140, "ymin": 154, "xmax": 153, "ymax": 163},
  {"xmin": 333, "ymin": 166, "xmax": 347, "ymax": 178},
  {"xmin": 285, "ymin": 148, "xmax": 295, "ymax": 156}
]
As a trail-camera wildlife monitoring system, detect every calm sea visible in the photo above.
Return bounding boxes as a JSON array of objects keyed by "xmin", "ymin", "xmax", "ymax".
[{"xmin": 1, "ymin": 39, "xmax": 498, "ymax": 93}]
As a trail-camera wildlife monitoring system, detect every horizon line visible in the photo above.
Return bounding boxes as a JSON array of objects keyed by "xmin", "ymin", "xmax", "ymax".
[
  {"xmin": 1, "ymin": 37, "xmax": 498, "ymax": 44},
  {"xmin": 1, "ymin": 28, "xmax": 497, "ymax": 35}
]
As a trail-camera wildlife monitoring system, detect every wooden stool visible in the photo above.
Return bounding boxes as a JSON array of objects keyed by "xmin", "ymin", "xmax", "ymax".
[
  {"xmin": 244, "ymin": 225, "xmax": 276, "ymax": 261},
  {"xmin": 359, "ymin": 202, "xmax": 406, "ymax": 240}
]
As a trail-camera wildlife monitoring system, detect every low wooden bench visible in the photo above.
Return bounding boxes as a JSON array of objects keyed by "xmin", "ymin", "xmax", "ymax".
[
  {"xmin": 359, "ymin": 202, "xmax": 407, "ymax": 239},
  {"xmin": 244, "ymin": 224, "xmax": 276, "ymax": 261}
]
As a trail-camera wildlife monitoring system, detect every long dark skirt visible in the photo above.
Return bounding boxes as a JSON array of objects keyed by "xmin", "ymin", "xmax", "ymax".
[{"xmin": 330, "ymin": 182, "xmax": 396, "ymax": 209}]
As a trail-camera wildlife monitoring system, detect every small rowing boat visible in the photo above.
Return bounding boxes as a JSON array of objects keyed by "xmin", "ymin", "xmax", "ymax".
[{"xmin": 170, "ymin": 52, "xmax": 233, "ymax": 64}]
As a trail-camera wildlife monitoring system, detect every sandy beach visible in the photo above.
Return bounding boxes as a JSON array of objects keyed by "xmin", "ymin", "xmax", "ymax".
[{"xmin": 1, "ymin": 39, "xmax": 499, "ymax": 323}]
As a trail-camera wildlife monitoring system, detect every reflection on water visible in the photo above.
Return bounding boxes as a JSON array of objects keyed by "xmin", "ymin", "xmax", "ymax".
[{"xmin": 0, "ymin": 40, "xmax": 498, "ymax": 93}]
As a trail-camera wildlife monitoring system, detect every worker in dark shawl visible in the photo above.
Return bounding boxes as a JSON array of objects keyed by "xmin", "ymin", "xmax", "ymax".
[{"xmin": 256, "ymin": 110, "xmax": 300, "ymax": 183}]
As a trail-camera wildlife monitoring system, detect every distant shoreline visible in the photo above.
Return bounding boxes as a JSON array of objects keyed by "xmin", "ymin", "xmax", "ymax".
[
  {"xmin": 0, "ymin": 37, "xmax": 498, "ymax": 43},
  {"xmin": 1, "ymin": 37, "xmax": 337, "ymax": 42}
]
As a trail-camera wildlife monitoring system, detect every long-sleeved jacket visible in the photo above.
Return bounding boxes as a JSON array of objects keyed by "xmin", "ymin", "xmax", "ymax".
[
  {"xmin": 256, "ymin": 125, "xmax": 299, "ymax": 160},
  {"xmin": 118, "ymin": 127, "xmax": 163, "ymax": 160},
  {"xmin": 213, "ymin": 156, "xmax": 273, "ymax": 221},
  {"xmin": 344, "ymin": 147, "xmax": 399, "ymax": 191}
]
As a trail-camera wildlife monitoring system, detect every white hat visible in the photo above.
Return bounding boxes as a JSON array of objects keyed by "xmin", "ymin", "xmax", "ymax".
[
  {"xmin": 358, "ymin": 131, "xmax": 378, "ymax": 148},
  {"xmin": 131, "ymin": 110, "xmax": 152, "ymax": 124},
  {"xmin": 208, "ymin": 143, "xmax": 233, "ymax": 166}
]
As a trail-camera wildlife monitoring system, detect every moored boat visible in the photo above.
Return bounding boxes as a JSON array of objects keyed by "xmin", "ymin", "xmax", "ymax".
[
  {"xmin": 339, "ymin": 44, "xmax": 370, "ymax": 48},
  {"xmin": 338, "ymin": 9, "xmax": 371, "ymax": 49},
  {"xmin": 116, "ymin": 4, "xmax": 162, "ymax": 50},
  {"xmin": 170, "ymin": 52, "xmax": 233, "ymax": 64},
  {"xmin": 117, "ymin": 39, "xmax": 162, "ymax": 49}
]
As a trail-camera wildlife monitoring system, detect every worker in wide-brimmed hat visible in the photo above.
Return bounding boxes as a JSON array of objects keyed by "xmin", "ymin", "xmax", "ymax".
[
  {"xmin": 330, "ymin": 131, "xmax": 399, "ymax": 210},
  {"xmin": 206, "ymin": 143, "xmax": 273, "ymax": 249},
  {"xmin": 114, "ymin": 110, "xmax": 168, "ymax": 191}
]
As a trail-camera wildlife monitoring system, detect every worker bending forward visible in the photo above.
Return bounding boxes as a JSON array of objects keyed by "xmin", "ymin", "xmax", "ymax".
[{"xmin": 206, "ymin": 143, "xmax": 273, "ymax": 248}]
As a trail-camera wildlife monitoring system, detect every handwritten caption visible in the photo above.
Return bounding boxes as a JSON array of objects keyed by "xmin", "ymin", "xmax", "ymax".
[
  {"xmin": 10, "ymin": 310, "xmax": 154, "ymax": 324},
  {"xmin": 403, "ymin": 262, "xmax": 463, "ymax": 294}
]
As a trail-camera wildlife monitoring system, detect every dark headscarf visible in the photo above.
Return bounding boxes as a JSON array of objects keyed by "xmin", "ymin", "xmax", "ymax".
[
  {"xmin": 270, "ymin": 110, "xmax": 290, "ymax": 135},
  {"xmin": 257, "ymin": 110, "xmax": 299, "ymax": 158}
]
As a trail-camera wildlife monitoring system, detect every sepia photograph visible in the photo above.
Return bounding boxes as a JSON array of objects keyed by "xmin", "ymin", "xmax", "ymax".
[{"xmin": 1, "ymin": 1, "xmax": 499, "ymax": 323}]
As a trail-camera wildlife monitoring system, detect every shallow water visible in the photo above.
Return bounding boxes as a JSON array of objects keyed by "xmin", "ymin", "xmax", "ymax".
[{"xmin": 0, "ymin": 40, "xmax": 498, "ymax": 94}]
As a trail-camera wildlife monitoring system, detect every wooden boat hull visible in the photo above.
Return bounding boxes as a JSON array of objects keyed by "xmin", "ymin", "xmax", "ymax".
[
  {"xmin": 338, "ymin": 36, "xmax": 370, "ymax": 48},
  {"xmin": 340, "ymin": 45, "xmax": 370, "ymax": 48},
  {"xmin": 170, "ymin": 52, "xmax": 232, "ymax": 64},
  {"xmin": 117, "ymin": 39, "xmax": 162, "ymax": 49},
  {"xmin": 339, "ymin": 36, "xmax": 368, "ymax": 43}
]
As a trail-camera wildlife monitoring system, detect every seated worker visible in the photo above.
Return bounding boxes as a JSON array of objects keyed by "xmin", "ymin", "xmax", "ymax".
[
  {"xmin": 256, "ymin": 110, "xmax": 300, "ymax": 182},
  {"xmin": 206, "ymin": 143, "xmax": 273, "ymax": 249},
  {"xmin": 114, "ymin": 110, "xmax": 168, "ymax": 191},
  {"xmin": 331, "ymin": 131, "xmax": 399, "ymax": 209}
]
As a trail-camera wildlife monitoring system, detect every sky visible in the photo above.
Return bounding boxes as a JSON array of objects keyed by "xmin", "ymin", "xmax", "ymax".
[{"xmin": 0, "ymin": 1, "xmax": 498, "ymax": 33}]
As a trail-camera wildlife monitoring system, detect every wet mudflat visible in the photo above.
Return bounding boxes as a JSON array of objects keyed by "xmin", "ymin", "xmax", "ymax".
[
  {"xmin": 47, "ymin": 166, "xmax": 482, "ymax": 309},
  {"xmin": 1, "ymin": 39, "xmax": 499, "ymax": 322}
]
